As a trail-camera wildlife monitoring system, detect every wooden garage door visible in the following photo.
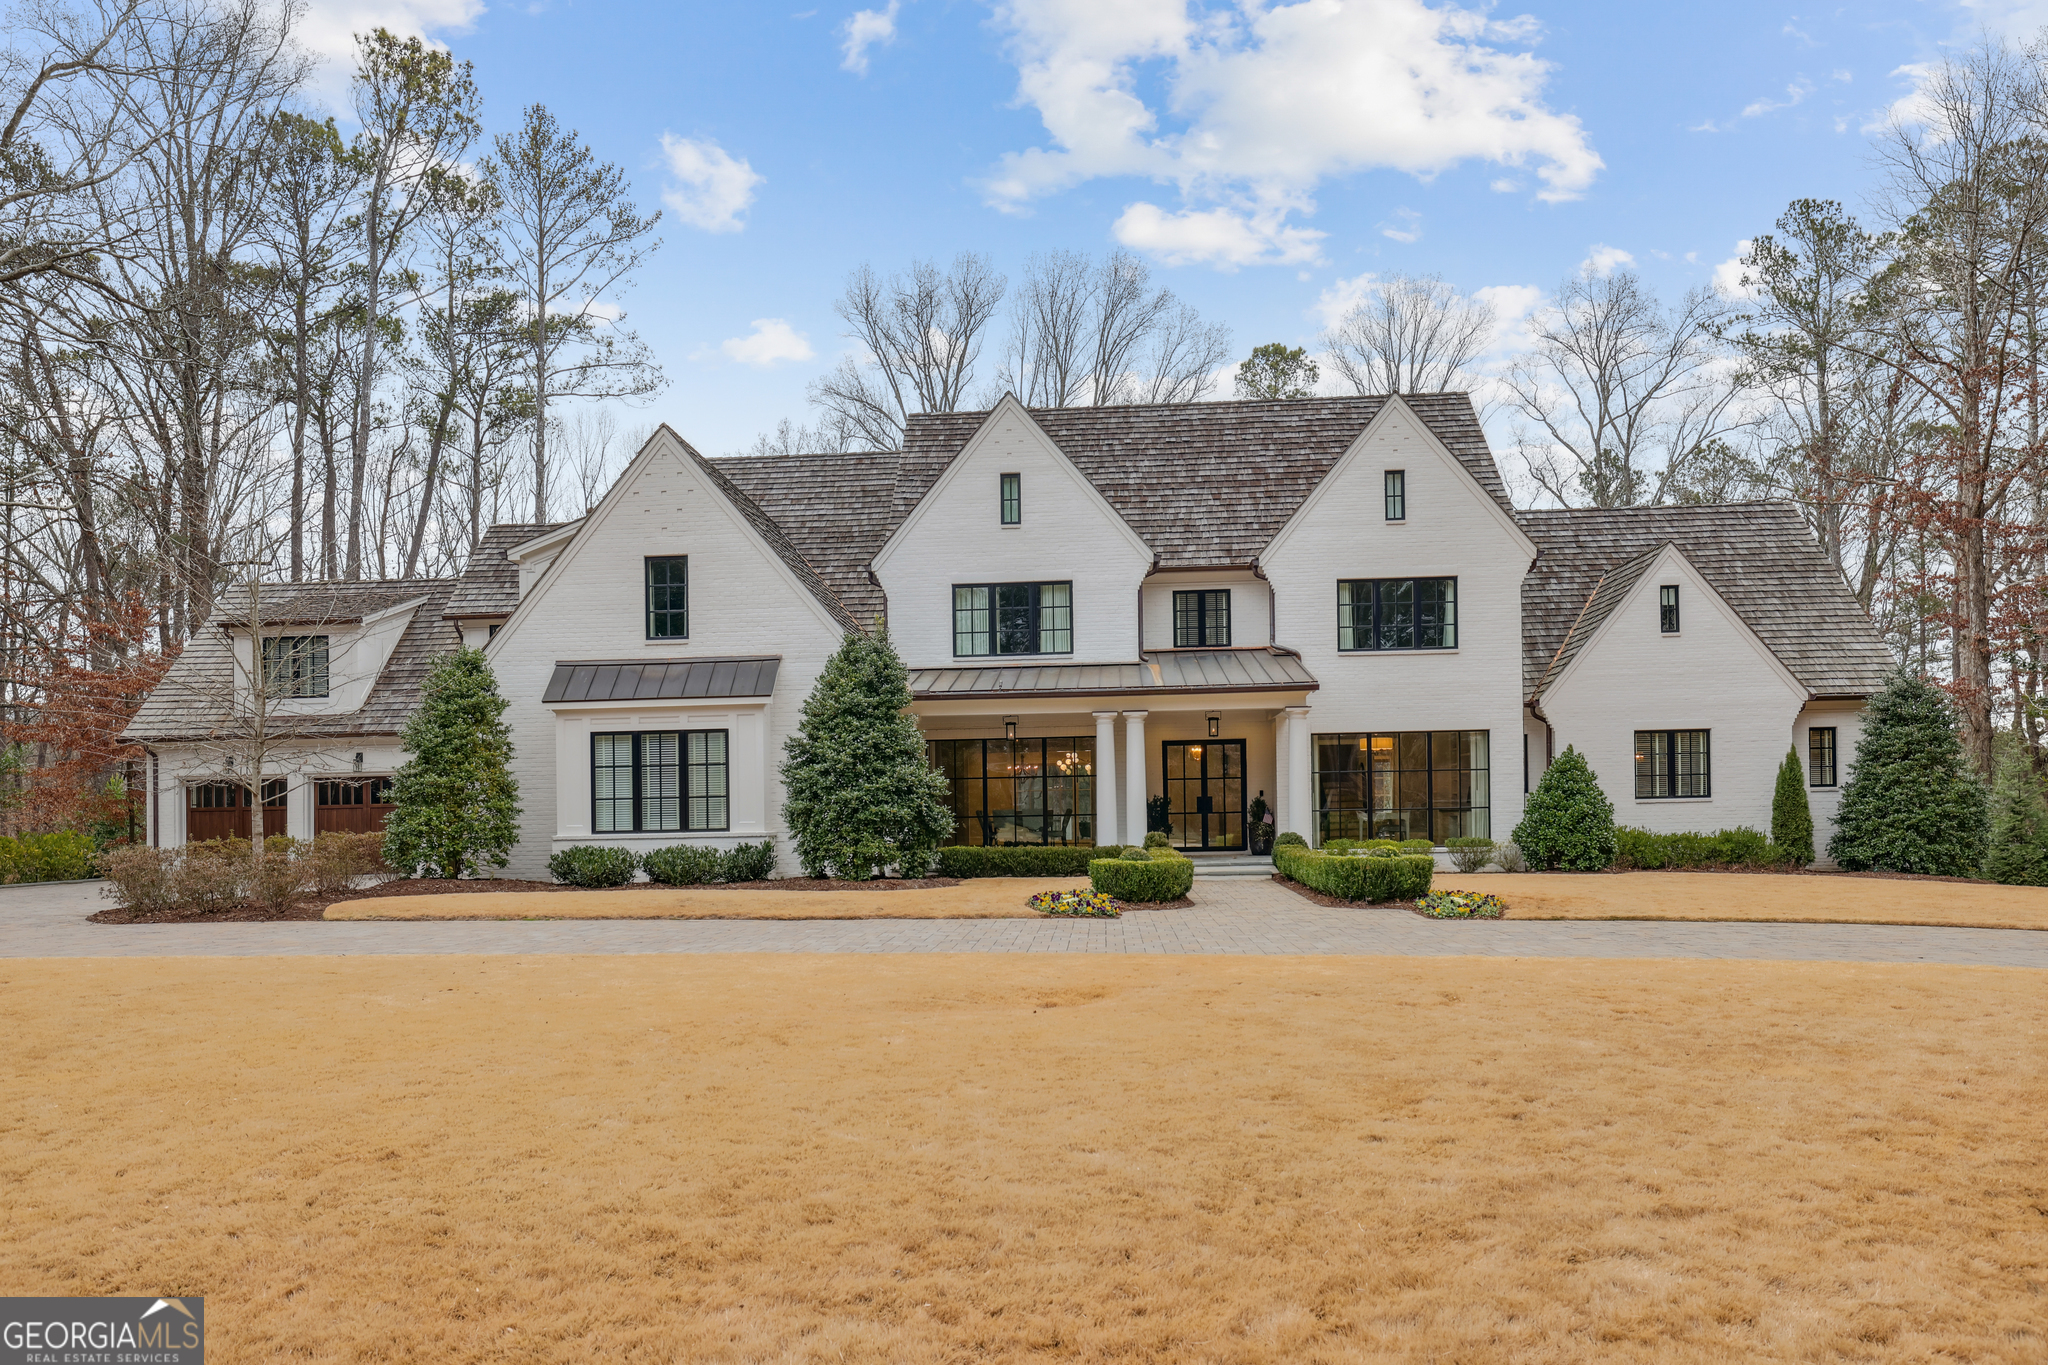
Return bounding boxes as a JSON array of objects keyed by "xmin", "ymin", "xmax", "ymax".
[
  {"xmin": 316, "ymin": 777, "xmax": 396, "ymax": 834},
  {"xmin": 187, "ymin": 780, "xmax": 286, "ymax": 841}
]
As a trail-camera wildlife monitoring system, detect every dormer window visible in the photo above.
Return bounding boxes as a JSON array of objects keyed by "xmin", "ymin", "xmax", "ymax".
[
  {"xmin": 1173, "ymin": 590, "xmax": 1231, "ymax": 647},
  {"xmin": 1660, "ymin": 585, "xmax": 1680, "ymax": 634},
  {"xmin": 647, "ymin": 556, "xmax": 688, "ymax": 639},
  {"xmin": 954, "ymin": 581, "xmax": 1071, "ymax": 656},
  {"xmin": 262, "ymin": 636, "xmax": 329, "ymax": 698},
  {"xmin": 1000, "ymin": 472, "xmax": 1021, "ymax": 525},
  {"xmin": 1385, "ymin": 470, "xmax": 1406, "ymax": 521}
]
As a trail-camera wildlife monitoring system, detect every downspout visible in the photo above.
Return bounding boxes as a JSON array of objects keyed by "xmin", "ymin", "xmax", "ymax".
[
  {"xmin": 146, "ymin": 746, "xmax": 159, "ymax": 847},
  {"xmin": 1138, "ymin": 555, "xmax": 1158, "ymax": 652},
  {"xmin": 864, "ymin": 566, "xmax": 888, "ymax": 634},
  {"xmin": 1251, "ymin": 558, "xmax": 1275, "ymax": 646}
]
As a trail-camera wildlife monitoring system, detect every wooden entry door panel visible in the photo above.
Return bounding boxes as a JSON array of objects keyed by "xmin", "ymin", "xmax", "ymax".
[{"xmin": 316, "ymin": 777, "xmax": 396, "ymax": 834}]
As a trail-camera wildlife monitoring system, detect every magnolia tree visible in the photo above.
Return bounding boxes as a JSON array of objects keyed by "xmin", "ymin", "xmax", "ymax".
[{"xmin": 382, "ymin": 648, "xmax": 521, "ymax": 878}]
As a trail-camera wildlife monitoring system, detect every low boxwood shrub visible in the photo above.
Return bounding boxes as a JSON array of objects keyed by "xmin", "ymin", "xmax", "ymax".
[
  {"xmin": 1614, "ymin": 826, "xmax": 1787, "ymax": 871},
  {"xmin": 718, "ymin": 839, "xmax": 778, "ymax": 883},
  {"xmin": 1142, "ymin": 830, "xmax": 1171, "ymax": 850},
  {"xmin": 1088, "ymin": 848, "xmax": 1193, "ymax": 902},
  {"xmin": 548, "ymin": 845, "xmax": 641, "ymax": 887},
  {"xmin": 642, "ymin": 844, "xmax": 723, "ymax": 886},
  {"xmin": 1274, "ymin": 831, "xmax": 1308, "ymax": 850},
  {"xmin": 1275, "ymin": 844, "xmax": 1433, "ymax": 902},
  {"xmin": 932, "ymin": 845, "xmax": 1098, "ymax": 879},
  {"xmin": 1397, "ymin": 838, "xmax": 1435, "ymax": 852},
  {"xmin": 1323, "ymin": 838, "xmax": 1359, "ymax": 853}
]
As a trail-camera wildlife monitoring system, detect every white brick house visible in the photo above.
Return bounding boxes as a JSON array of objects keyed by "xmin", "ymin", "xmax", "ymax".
[{"xmin": 126, "ymin": 393, "xmax": 1894, "ymax": 874}]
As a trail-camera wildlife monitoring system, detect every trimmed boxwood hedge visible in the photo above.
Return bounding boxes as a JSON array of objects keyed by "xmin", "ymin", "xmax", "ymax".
[
  {"xmin": 933, "ymin": 845, "xmax": 1102, "ymax": 878},
  {"xmin": 641, "ymin": 844, "xmax": 723, "ymax": 886},
  {"xmin": 1089, "ymin": 848, "xmax": 1194, "ymax": 902},
  {"xmin": 1275, "ymin": 844, "xmax": 1434, "ymax": 902},
  {"xmin": 548, "ymin": 845, "xmax": 641, "ymax": 887}
]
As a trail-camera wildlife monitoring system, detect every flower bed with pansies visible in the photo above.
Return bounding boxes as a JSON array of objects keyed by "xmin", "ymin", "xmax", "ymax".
[
  {"xmin": 1417, "ymin": 890, "xmax": 1506, "ymax": 919},
  {"xmin": 1030, "ymin": 889, "xmax": 1121, "ymax": 918}
]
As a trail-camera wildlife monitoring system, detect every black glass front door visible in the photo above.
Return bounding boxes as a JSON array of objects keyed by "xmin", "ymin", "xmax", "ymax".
[{"xmin": 1162, "ymin": 740, "xmax": 1245, "ymax": 851}]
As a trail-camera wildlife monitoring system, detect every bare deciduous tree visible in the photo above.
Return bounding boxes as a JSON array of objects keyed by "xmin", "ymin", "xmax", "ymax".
[
  {"xmin": 1323, "ymin": 273, "xmax": 1495, "ymax": 395},
  {"xmin": 997, "ymin": 249, "xmax": 1229, "ymax": 408}
]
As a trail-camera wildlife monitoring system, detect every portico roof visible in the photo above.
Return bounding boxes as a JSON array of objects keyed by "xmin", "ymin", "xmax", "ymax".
[{"xmin": 907, "ymin": 648, "xmax": 1317, "ymax": 700}]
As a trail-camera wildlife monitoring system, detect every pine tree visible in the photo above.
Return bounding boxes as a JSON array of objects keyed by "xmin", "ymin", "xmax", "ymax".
[
  {"xmin": 1510, "ymin": 745, "xmax": 1616, "ymax": 871},
  {"xmin": 781, "ymin": 627, "xmax": 955, "ymax": 879},
  {"xmin": 1828, "ymin": 670, "xmax": 1988, "ymax": 876},
  {"xmin": 1984, "ymin": 742, "xmax": 2048, "ymax": 886},
  {"xmin": 1770, "ymin": 746, "xmax": 1815, "ymax": 865},
  {"xmin": 383, "ymin": 648, "xmax": 521, "ymax": 878}
]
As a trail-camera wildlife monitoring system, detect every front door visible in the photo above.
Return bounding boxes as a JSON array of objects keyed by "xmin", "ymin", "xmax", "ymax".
[{"xmin": 1162, "ymin": 740, "xmax": 1245, "ymax": 851}]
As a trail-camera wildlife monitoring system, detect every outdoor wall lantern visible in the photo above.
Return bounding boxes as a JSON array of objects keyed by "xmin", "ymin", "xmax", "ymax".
[
  {"xmin": 1003, "ymin": 716, "xmax": 1018, "ymax": 741},
  {"xmin": 353, "ymin": 752, "xmax": 364, "ymax": 771},
  {"xmin": 1207, "ymin": 714, "xmax": 1221, "ymax": 738}
]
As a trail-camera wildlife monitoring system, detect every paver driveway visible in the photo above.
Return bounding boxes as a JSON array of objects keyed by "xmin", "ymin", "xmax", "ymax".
[{"xmin": 5, "ymin": 877, "xmax": 2047, "ymax": 967}]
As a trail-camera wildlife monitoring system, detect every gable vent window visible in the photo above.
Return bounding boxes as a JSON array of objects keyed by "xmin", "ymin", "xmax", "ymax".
[
  {"xmin": 1384, "ymin": 470, "xmax": 1406, "ymax": 521},
  {"xmin": 593, "ymin": 729, "xmax": 728, "ymax": 833},
  {"xmin": 1808, "ymin": 726, "xmax": 1838, "ymax": 787},
  {"xmin": 646, "ymin": 556, "xmax": 688, "ymax": 639},
  {"xmin": 954, "ymin": 582, "xmax": 1072, "ymax": 656},
  {"xmin": 1660, "ymin": 585, "xmax": 1680, "ymax": 634},
  {"xmin": 1172, "ymin": 590, "xmax": 1231, "ymax": 648},
  {"xmin": 1337, "ymin": 578, "xmax": 1456, "ymax": 651},
  {"xmin": 1635, "ymin": 729, "xmax": 1710, "ymax": 799},
  {"xmin": 1000, "ymin": 472, "xmax": 1021, "ymax": 525},
  {"xmin": 262, "ymin": 636, "xmax": 330, "ymax": 698}
]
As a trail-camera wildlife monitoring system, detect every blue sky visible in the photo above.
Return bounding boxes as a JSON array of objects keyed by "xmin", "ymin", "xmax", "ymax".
[{"xmin": 304, "ymin": 0, "xmax": 2039, "ymax": 456}]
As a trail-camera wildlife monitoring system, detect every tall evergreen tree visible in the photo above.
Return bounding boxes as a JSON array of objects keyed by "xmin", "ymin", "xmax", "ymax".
[
  {"xmin": 1770, "ymin": 747, "xmax": 1816, "ymax": 864},
  {"xmin": 383, "ymin": 649, "xmax": 521, "ymax": 878},
  {"xmin": 781, "ymin": 628, "xmax": 954, "ymax": 879},
  {"xmin": 1511, "ymin": 746, "xmax": 1616, "ymax": 871},
  {"xmin": 1984, "ymin": 742, "xmax": 2048, "ymax": 886},
  {"xmin": 1828, "ymin": 670, "xmax": 1988, "ymax": 875}
]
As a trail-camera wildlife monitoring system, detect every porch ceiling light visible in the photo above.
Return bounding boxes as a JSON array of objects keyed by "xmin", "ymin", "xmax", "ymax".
[{"xmin": 1004, "ymin": 716, "xmax": 1018, "ymax": 741}]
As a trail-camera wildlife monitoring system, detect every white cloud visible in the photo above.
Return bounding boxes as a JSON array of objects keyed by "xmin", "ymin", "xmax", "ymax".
[
  {"xmin": 1474, "ymin": 283, "xmax": 1545, "ymax": 356},
  {"xmin": 1581, "ymin": 243, "xmax": 1633, "ymax": 277},
  {"xmin": 1489, "ymin": 177, "xmax": 1520, "ymax": 192},
  {"xmin": 297, "ymin": 0, "xmax": 486, "ymax": 104},
  {"xmin": 1110, "ymin": 202, "xmax": 1325, "ymax": 269},
  {"xmin": 659, "ymin": 134, "xmax": 763, "ymax": 233},
  {"xmin": 1742, "ymin": 78, "xmax": 1814, "ymax": 118},
  {"xmin": 1867, "ymin": 62, "xmax": 1943, "ymax": 134},
  {"xmin": 1380, "ymin": 207, "xmax": 1422, "ymax": 243},
  {"xmin": 721, "ymin": 318, "xmax": 815, "ymax": 366},
  {"xmin": 1312, "ymin": 272, "xmax": 1379, "ymax": 329},
  {"xmin": 982, "ymin": 0, "xmax": 1602, "ymax": 267},
  {"xmin": 841, "ymin": 1, "xmax": 899, "ymax": 76},
  {"xmin": 1713, "ymin": 242, "xmax": 1756, "ymax": 298}
]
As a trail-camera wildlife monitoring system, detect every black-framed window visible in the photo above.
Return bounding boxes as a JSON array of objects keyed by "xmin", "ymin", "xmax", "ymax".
[
  {"xmin": 1385, "ymin": 470, "xmax": 1406, "ymax": 521},
  {"xmin": 592, "ymin": 729, "xmax": 728, "ymax": 833},
  {"xmin": 1635, "ymin": 729, "xmax": 1710, "ymax": 798},
  {"xmin": 316, "ymin": 776, "xmax": 394, "ymax": 806},
  {"xmin": 1660, "ymin": 585, "xmax": 1680, "ymax": 634},
  {"xmin": 1337, "ymin": 578, "xmax": 1456, "ymax": 651},
  {"xmin": 646, "ymin": 556, "xmax": 687, "ymax": 639},
  {"xmin": 953, "ymin": 581, "xmax": 1072, "ymax": 656},
  {"xmin": 262, "ymin": 635, "xmax": 329, "ymax": 697},
  {"xmin": 1172, "ymin": 589, "xmax": 1231, "ymax": 647},
  {"xmin": 1808, "ymin": 727, "xmax": 1838, "ymax": 787},
  {"xmin": 1000, "ymin": 472, "xmax": 1021, "ymax": 525},
  {"xmin": 1312, "ymin": 730, "xmax": 1490, "ymax": 844},
  {"xmin": 930, "ymin": 736, "xmax": 1095, "ymax": 846}
]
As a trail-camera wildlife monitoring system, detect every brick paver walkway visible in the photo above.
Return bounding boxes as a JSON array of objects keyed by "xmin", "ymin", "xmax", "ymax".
[{"xmin": 4, "ymin": 877, "xmax": 2046, "ymax": 968}]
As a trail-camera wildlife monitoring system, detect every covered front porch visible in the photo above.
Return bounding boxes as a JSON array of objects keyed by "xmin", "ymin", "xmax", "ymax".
[{"xmin": 906, "ymin": 649, "xmax": 1323, "ymax": 852}]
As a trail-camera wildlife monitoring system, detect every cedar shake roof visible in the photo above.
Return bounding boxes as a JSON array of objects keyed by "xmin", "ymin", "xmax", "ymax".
[
  {"xmin": 1520, "ymin": 503, "xmax": 1894, "ymax": 702},
  {"xmin": 123, "ymin": 579, "xmax": 460, "ymax": 744},
  {"xmin": 442, "ymin": 523, "xmax": 566, "ymax": 618},
  {"xmin": 717, "ymin": 451, "xmax": 898, "ymax": 628},
  {"xmin": 1526, "ymin": 542, "xmax": 1667, "ymax": 701},
  {"xmin": 674, "ymin": 434, "xmax": 864, "ymax": 634}
]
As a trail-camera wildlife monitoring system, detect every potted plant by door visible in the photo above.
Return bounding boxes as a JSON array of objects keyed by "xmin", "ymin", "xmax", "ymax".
[{"xmin": 1249, "ymin": 791, "xmax": 1274, "ymax": 855}]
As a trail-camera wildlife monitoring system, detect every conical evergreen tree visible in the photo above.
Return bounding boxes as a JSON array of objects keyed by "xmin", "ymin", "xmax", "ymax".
[
  {"xmin": 382, "ymin": 648, "xmax": 521, "ymax": 878},
  {"xmin": 1828, "ymin": 669, "xmax": 1988, "ymax": 875},
  {"xmin": 1770, "ymin": 746, "xmax": 1815, "ymax": 865},
  {"xmin": 781, "ymin": 627, "xmax": 955, "ymax": 879},
  {"xmin": 1984, "ymin": 742, "xmax": 2048, "ymax": 886},
  {"xmin": 1510, "ymin": 745, "xmax": 1616, "ymax": 871}
]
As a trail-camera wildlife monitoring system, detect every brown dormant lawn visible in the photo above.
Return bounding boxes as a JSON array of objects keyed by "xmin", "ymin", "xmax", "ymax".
[
  {"xmin": 1435, "ymin": 870, "xmax": 2048, "ymax": 931},
  {"xmin": 325, "ymin": 875, "xmax": 1087, "ymax": 920},
  {"xmin": 3, "ymin": 954, "xmax": 2043, "ymax": 1363}
]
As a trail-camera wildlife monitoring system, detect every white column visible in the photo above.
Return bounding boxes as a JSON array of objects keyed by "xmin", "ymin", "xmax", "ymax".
[
  {"xmin": 1272, "ymin": 712, "xmax": 1290, "ymax": 835},
  {"xmin": 1123, "ymin": 709, "xmax": 1149, "ymax": 845},
  {"xmin": 1092, "ymin": 710, "xmax": 1120, "ymax": 847},
  {"xmin": 1285, "ymin": 705, "xmax": 1313, "ymax": 843}
]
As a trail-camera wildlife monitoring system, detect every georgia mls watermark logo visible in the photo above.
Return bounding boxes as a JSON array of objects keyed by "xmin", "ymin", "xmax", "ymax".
[{"xmin": 2, "ymin": 1296, "xmax": 203, "ymax": 1364}]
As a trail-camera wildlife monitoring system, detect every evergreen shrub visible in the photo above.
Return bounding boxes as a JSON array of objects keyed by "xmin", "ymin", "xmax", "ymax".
[
  {"xmin": 1088, "ymin": 848, "xmax": 1193, "ymax": 902},
  {"xmin": 1829, "ymin": 671, "xmax": 1988, "ymax": 875},
  {"xmin": 1275, "ymin": 844, "xmax": 1433, "ymax": 901},
  {"xmin": 1398, "ymin": 838, "xmax": 1436, "ymax": 852},
  {"xmin": 642, "ymin": 845, "xmax": 723, "ymax": 886},
  {"xmin": 1984, "ymin": 746, "xmax": 2048, "ymax": 886},
  {"xmin": 548, "ymin": 845, "xmax": 640, "ymax": 888},
  {"xmin": 1143, "ymin": 830, "xmax": 1171, "ymax": 849},
  {"xmin": 931, "ymin": 845, "xmax": 1097, "ymax": 878},
  {"xmin": 1511, "ymin": 747, "xmax": 1616, "ymax": 871},
  {"xmin": 383, "ymin": 648, "xmax": 521, "ymax": 879},
  {"xmin": 718, "ymin": 840, "xmax": 778, "ymax": 883},
  {"xmin": 1615, "ymin": 826, "xmax": 1782, "ymax": 870},
  {"xmin": 1770, "ymin": 747, "xmax": 1816, "ymax": 864},
  {"xmin": 0, "ymin": 830, "xmax": 97, "ymax": 882},
  {"xmin": 1274, "ymin": 831, "xmax": 1308, "ymax": 849}
]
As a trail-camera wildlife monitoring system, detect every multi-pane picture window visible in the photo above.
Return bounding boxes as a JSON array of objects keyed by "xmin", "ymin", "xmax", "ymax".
[
  {"xmin": 930, "ymin": 736, "xmax": 1095, "ymax": 846},
  {"xmin": 1808, "ymin": 726, "xmax": 1838, "ymax": 787},
  {"xmin": 1172, "ymin": 589, "xmax": 1231, "ymax": 647},
  {"xmin": 952, "ymin": 582, "xmax": 1072, "ymax": 656},
  {"xmin": 1000, "ymin": 472, "xmax": 1021, "ymax": 525},
  {"xmin": 262, "ymin": 635, "xmax": 330, "ymax": 697},
  {"xmin": 646, "ymin": 556, "xmax": 688, "ymax": 639},
  {"xmin": 592, "ymin": 729, "xmax": 728, "ymax": 833},
  {"xmin": 1385, "ymin": 469, "xmax": 1406, "ymax": 521},
  {"xmin": 1337, "ymin": 578, "xmax": 1457, "ymax": 650},
  {"xmin": 1635, "ymin": 729, "xmax": 1711, "ymax": 798},
  {"xmin": 1660, "ymin": 585, "xmax": 1681, "ymax": 633},
  {"xmin": 1312, "ymin": 730, "xmax": 1490, "ymax": 844}
]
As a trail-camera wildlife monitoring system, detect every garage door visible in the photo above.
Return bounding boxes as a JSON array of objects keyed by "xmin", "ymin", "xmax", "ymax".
[
  {"xmin": 187, "ymin": 780, "xmax": 286, "ymax": 841},
  {"xmin": 315, "ymin": 777, "xmax": 396, "ymax": 834}
]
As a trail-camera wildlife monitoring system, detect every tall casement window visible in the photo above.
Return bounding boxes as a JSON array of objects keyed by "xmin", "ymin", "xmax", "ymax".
[
  {"xmin": 1172, "ymin": 589, "xmax": 1231, "ymax": 647},
  {"xmin": 952, "ymin": 582, "xmax": 1072, "ymax": 656},
  {"xmin": 646, "ymin": 556, "xmax": 688, "ymax": 639},
  {"xmin": 1312, "ymin": 731, "xmax": 1490, "ymax": 844},
  {"xmin": 1808, "ymin": 727, "xmax": 1838, "ymax": 787},
  {"xmin": 930, "ymin": 736, "xmax": 1095, "ymax": 846},
  {"xmin": 1384, "ymin": 469, "xmax": 1406, "ymax": 521},
  {"xmin": 262, "ymin": 635, "xmax": 330, "ymax": 697},
  {"xmin": 1000, "ymin": 472, "xmax": 1022, "ymax": 525},
  {"xmin": 1635, "ymin": 729, "xmax": 1710, "ymax": 798},
  {"xmin": 1659, "ymin": 585, "xmax": 1681, "ymax": 634},
  {"xmin": 592, "ymin": 729, "xmax": 729, "ymax": 833},
  {"xmin": 1337, "ymin": 578, "xmax": 1457, "ymax": 651}
]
